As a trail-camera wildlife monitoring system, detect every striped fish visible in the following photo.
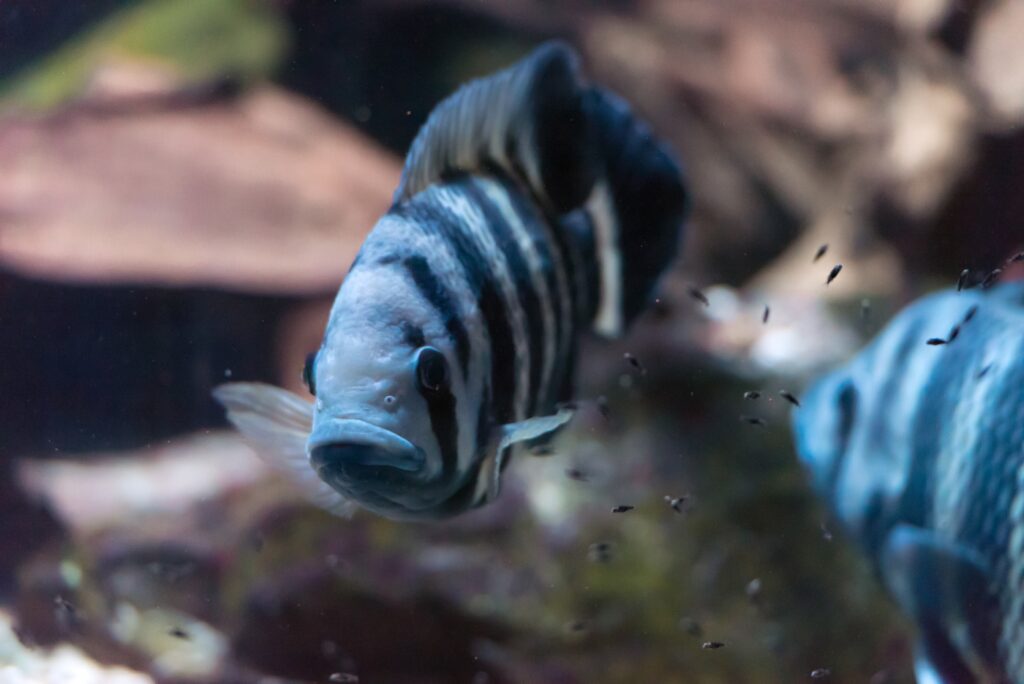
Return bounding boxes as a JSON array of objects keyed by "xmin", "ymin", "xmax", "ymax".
[
  {"xmin": 794, "ymin": 281, "xmax": 1024, "ymax": 684},
  {"xmin": 214, "ymin": 43, "xmax": 688, "ymax": 520}
]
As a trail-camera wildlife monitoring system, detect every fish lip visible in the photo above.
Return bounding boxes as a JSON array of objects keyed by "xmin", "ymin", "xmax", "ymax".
[{"xmin": 307, "ymin": 419, "xmax": 425, "ymax": 473}]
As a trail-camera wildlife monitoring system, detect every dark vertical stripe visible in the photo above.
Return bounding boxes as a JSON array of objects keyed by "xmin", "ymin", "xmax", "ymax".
[
  {"xmin": 401, "ymin": 322, "xmax": 426, "ymax": 348},
  {"xmin": 560, "ymin": 208, "xmax": 600, "ymax": 326},
  {"xmin": 460, "ymin": 178, "xmax": 545, "ymax": 416},
  {"xmin": 903, "ymin": 362, "xmax": 949, "ymax": 529},
  {"xmin": 392, "ymin": 199, "xmax": 518, "ymax": 424},
  {"xmin": 856, "ymin": 312, "xmax": 930, "ymax": 554},
  {"xmin": 865, "ymin": 316, "xmax": 926, "ymax": 457},
  {"xmin": 431, "ymin": 385, "xmax": 492, "ymax": 517},
  {"xmin": 484, "ymin": 161, "xmax": 592, "ymax": 336},
  {"xmin": 420, "ymin": 386, "xmax": 459, "ymax": 484},
  {"xmin": 474, "ymin": 383, "xmax": 491, "ymax": 451},
  {"xmin": 435, "ymin": 459, "xmax": 485, "ymax": 516},
  {"xmin": 499, "ymin": 172, "xmax": 581, "ymax": 409},
  {"xmin": 402, "ymin": 254, "xmax": 471, "ymax": 377}
]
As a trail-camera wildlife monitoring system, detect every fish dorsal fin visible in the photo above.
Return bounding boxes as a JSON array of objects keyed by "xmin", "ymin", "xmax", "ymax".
[
  {"xmin": 212, "ymin": 382, "xmax": 357, "ymax": 518},
  {"xmin": 474, "ymin": 408, "xmax": 576, "ymax": 505},
  {"xmin": 394, "ymin": 41, "xmax": 598, "ymax": 213}
]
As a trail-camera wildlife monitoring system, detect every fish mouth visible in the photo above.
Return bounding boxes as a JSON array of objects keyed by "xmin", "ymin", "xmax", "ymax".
[
  {"xmin": 311, "ymin": 442, "xmax": 424, "ymax": 475},
  {"xmin": 308, "ymin": 419, "xmax": 425, "ymax": 477}
]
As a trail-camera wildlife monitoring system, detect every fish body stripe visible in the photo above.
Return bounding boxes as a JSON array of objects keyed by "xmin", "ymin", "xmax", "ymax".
[
  {"xmin": 588, "ymin": 181, "xmax": 622, "ymax": 336},
  {"xmin": 458, "ymin": 178, "xmax": 546, "ymax": 417},
  {"xmin": 432, "ymin": 184, "xmax": 533, "ymax": 423},
  {"xmin": 393, "ymin": 193, "xmax": 519, "ymax": 425},
  {"xmin": 496, "ymin": 174, "xmax": 579, "ymax": 409},
  {"xmin": 931, "ymin": 308, "xmax": 1001, "ymax": 537},
  {"xmin": 401, "ymin": 254, "xmax": 472, "ymax": 376},
  {"xmin": 421, "ymin": 385, "xmax": 459, "ymax": 485},
  {"xmin": 497, "ymin": 169, "xmax": 590, "ymax": 405},
  {"xmin": 473, "ymin": 176, "xmax": 561, "ymax": 410},
  {"xmin": 892, "ymin": 302, "xmax": 968, "ymax": 528},
  {"xmin": 401, "ymin": 321, "xmax": 427, "ymax": 348},
  {"xmin": 473, "ymin": 174, "xmax": 574, "ymax": 411},
  {"xmin": 971, "ymin": 329, "xmax": 1024, "ymax": 679},
  {"xmin": 901, "ymin": 299, "xmax": 986, "ymax": 534}
]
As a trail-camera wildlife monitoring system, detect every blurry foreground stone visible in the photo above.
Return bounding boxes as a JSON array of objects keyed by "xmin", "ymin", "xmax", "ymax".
[
  {"xmin": 0, "ymin": 462, "xmax": 63, "ymax": 598},
  {"xmin": 0, "ymin": 609, "xmax": 154, "ymax": 684}
]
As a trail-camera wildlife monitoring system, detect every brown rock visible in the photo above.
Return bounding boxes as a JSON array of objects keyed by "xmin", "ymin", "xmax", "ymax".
[
  {"xmin": 233, "ymin": 563, "xmax": 509, "ymax": 683},
  {"xmin": 0, "ymin": 63, "xmax": 400, "ymax": 295},
  {"xmin": 0, "ymin": 462, "xmax": 63, "ymax": 597}
]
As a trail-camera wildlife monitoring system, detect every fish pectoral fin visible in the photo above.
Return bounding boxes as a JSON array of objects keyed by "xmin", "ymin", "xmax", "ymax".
[
  {"xmin": 880, "ymin": 524, "xmax": 1000, "ymax": 681},
  {"xmin": 497, "ymin": 408, "xmax": 576, "ymax": 451},
  {"xmin": 212, "ymin": 382, "xmax": 357, "ymax": 518},
  {"xmin": 475, "ymin": 438, "xmax": 509, "ymax": 508},
  {"xmin": 475, "ymin": 408, "xmax": 577, "ymax": 506},
  {"xmin": 913, "ymin": 628, "xmax": 979, "ymax": 684}
]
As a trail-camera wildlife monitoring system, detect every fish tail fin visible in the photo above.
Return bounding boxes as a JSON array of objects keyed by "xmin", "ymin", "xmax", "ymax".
[
  {"xmin": 582, "ymin": 87, "xmax": 689, "ymax": 336},
  {"xmin": 394, "ymin": 41, "xmax": 598, "ymax": 213}
]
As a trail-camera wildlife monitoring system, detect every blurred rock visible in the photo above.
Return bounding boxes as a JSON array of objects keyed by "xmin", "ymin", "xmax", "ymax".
[
  {"xmin": 874, "ymin": 62, "xmax": 975, "ymax": 220},
  {"xmin": 0, "ymin": 62, "xmax": 397, "ymax": 456},
  {"xmin": 233, "ymin": 563, "xmax": 509, "ymax": 683},
  {"xmin": 12, "ymin": 554, "xmax": 83, "ymax": 648},
  {"xmin": 873, "ymin": 127, "xmax": 1024, "ymax": 278},
  {"xmin": 0, "ymin": 61, "xmax": 400, "ymax": 294},
  {"xmin": 107, "ymin": 603, "xmax": 228, "ymax": 680},
  {"xmin": 0, "ymin": 609, "xmax": 154, "ymax": 684},
  {"xmin": 18, "ymin": 431, "xmax": 268, "ymax": 533},
  {"xmin": 381, "ymin": 0, "xmax": 1015, "ymax": 290},
  {"xmin": 93, "ymin": 541, "xmax": 223, "ymax": 625},
  {"xmin": 969, "ymin": 0, "xmax": 1024, "ymax": 129},
  {"xmin": 0, "ymin": 462, "xmax": 63, "ymax": 598}
]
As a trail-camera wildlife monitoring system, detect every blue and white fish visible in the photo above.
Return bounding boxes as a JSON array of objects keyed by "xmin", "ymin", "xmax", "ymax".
[
  {"xmin": 794, "ymin": 281, "xmax": 1024, "ymax": 684},
  {"xmin": 213, "ymin": 43, "xmax": 688, "ymax": 520}
]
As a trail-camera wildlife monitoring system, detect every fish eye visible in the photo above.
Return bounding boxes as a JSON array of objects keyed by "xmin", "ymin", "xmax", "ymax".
[
  {"xmin": 416, "ymin": 347, "xmax": 449, "ymax": 395},
  {"xmin": 302, "ymin": 352, "xmax": 317, "ymax": 396}
]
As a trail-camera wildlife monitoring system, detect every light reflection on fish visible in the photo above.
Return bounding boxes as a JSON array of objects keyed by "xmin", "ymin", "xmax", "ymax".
[
  {"xmin": 214, "ymin": 43, "xmax": 688, "ymax": 520},
  {"xmin": 794, "ymin": 281, "xmax": 1024, "ymax": 684}
]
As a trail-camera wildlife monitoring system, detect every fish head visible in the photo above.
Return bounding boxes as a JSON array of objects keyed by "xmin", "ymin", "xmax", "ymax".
[
  {"xmin": 304, "ymin": 269, "xmax": 474, "ymax": 520},
  {"xmin": 794, "ymin": 367, "xmax": 889, "ymax": 548},
  {"xmin": 793, "ymin": 370, "xmax": 859, "ymax": 507},
  {"xmin": 795, "ymin": 290, "xmax": 992, "ymax": 550}
]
